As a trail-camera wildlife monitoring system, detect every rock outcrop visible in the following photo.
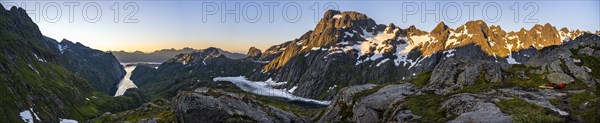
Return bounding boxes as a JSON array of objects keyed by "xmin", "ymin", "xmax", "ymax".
[
  {"xmin": 426, "ymin": 58, "xmax": 509, "ymax": 95},
  {"xmin": 442, "ymin": 93, "xmax": 512, "ymax": 123},
  {"xmin": 318, "ymin": 83, "xmax": 419, "ymax": 123},
  {"xmin": 173, "ymin": 87, "xmax": 309, "ymax": 123},
  {"xmin": 49, "ymin": 38, "xmax": 126, "ymax": 95},
  {"xmin": 246, "ymin": 46, "xmax": 262, "ymax": 59}
]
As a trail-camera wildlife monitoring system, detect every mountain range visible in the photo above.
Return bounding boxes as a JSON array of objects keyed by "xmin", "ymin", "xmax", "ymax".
[
  {"xmin": 110, "ymin": 47, "xmax": 246, "ymax": 63},
  {"xmin": 247, "ymin": 10, "xmax": 589, "ymax": 99},
  {"xmin": 1, "ymin": 4, "xmax": 600, "ymax": 123}
]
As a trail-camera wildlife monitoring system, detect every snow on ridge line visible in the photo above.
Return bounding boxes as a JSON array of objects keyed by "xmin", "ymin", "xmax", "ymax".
[
  {"xmin": 213, "ymin": 76, "xmax": 331, "ymax": 105},
  {"xmin": 60, "ymin": 119, "xmax": 78, "ymax": 123}
]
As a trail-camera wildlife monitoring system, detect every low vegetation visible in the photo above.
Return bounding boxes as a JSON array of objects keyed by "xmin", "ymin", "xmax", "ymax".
[
  {"xmin": 405, "ymin": 94, "xmax": 455, "ymax": 122},
  {"xmin": 496, "ymin": 98, "xmax": 563, "ymax": 123},
  {"xmin": 89, "ymin": 98, "xmax": 176, "ymax": 122}
]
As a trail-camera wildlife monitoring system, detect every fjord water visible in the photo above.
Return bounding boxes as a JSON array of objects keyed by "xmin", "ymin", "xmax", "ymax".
[{"xmin": 114, "ymin": 64, "xmax": 138, "ymax": 96}]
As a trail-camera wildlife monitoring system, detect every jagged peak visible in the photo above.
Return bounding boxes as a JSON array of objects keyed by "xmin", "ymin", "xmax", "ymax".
[
  {"xmin": 203, "ymin": 47, "xmax": 221, "ymax": 54},
  {"xmin": 463, "ymin": 20, "xmax": 489, "ymax": 29},
  {"xmin": 560, "ymin": 27, "xmax": 570, "ymax": 32},
  {"xmin": 530, "ymin": 24, "xmax": 544, "ymax": 30},
  {"xmin": 407, "ymin": 25, "xmax": 428, "ymax": 36},
  {"xmin": 9, "ymin": 6, "xmax": 18, "ymax": 11},
  {"xmin": 543, "ymin": 23, "xmax": 554, "ymax": 28},
  {"xmin": 0, "ymin": 3, "xmax": 5, "ymax": 12},
  {"xmin": 246, "ymin": 46, "xmax": 262, "ymax": 58},
  {"xmin": 323, "ymin": 10, "xmax": 341, "ymax": 19},
  {"xmin": 431, "ymin": 21, "xmax": 450, "ymax": 34},
  {"xmin": 384, "ymin": 23, "xmax": 399, "ymax": 34},
  {"xmin": 59, "ymin": 39, "xmax": 75, "ymax": 45},
  {"xmin": 8, "ymin": 6, "xmax": 28, "ymax": 16}
]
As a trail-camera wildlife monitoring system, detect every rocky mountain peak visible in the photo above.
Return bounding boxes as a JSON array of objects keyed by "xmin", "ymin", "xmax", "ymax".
[
  {"xmin": 385, "ymin": 23, "xmax": 399, "ymax": 34},
  {"xmin": 429, "ymin": 21, "xmax": 451, "ymax": 41},
  {"xmin": 246, "ymin": 47, "xmax": 262, "ymax": 58},
  {"xmin": 407, "ymin": 25, "xmax": 428, "ymax": 36},
  {"xmin": 203, "ymin": 47, "xmax": 220, "ymax": 54},
  {"xmin": 167, "ymin": 47, "xmax": 239, "ymax": 65},
  {"xmin": 431, "ymin": 22, "xmax": 449, "ymax": 33}
]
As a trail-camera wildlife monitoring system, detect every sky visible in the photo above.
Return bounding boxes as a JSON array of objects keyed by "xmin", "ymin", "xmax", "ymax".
[{"xmin": 2, "ymin": 0, "xmax": 599, "ymax": 53}]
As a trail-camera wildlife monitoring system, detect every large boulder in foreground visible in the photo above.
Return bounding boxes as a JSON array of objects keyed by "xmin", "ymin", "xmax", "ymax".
[
  {"xmin": 173, "ymin": 87, "xmax": 309, "ymax": 123},
  {"xmin": 441, "ymin": 93, "xmax": 512, "ymax": 123},
  {"xmin": 426, "ymin": 58, "xmax": 509, "ymax": 95},
  {"xmin": 318, "ymin": 83, "xmax": 418, "ymax": 123}
]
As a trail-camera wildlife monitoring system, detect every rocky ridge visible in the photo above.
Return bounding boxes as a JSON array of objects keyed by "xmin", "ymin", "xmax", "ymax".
[{"xmin": 249, "ymin": 10, "xmax": 586, "ymax": 100}]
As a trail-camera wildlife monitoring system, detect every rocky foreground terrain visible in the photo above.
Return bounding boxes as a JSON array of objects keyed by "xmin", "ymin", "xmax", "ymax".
[{"xmin": 1, "ymin": 4, "xmax": 599, "ymax": 122}]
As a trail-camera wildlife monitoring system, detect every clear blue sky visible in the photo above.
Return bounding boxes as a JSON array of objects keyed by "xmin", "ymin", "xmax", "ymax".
[{"xmin": 2, "ymin": 0, "xmax": 599, "ymax": 53}]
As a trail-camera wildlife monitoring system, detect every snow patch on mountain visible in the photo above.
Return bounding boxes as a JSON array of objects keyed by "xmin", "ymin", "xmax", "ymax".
[
  {"xmin": 213, "ymin": 76, "xmax": 330, "ymax": 105},
  {"xmin": 20, "ymin": 108, "xmax": 40, "ymax": 123},
  {"xmin": 288, "ymin": 86, "xmax": 298, "ymax": 93},
  {"xmin": 376, "ymin": 58, "xmax": 389, "ymax": 67},
  {"xmin": 264, "ymin": 78, "xmax": 287, "ymax": 86},
  {"xmin": 33, "ymin": 53, "xmax": 46, "ymax": 62},
  {"xmin": 446, "ymin": 26, "xmax": 473, "ymax": 48},
  {"xmin": 60, "ymin": 119, "xmax": 78, "ymax": 123},
  {"xmin": 332, "ymin": 14, "xmax": 342, "ymax": 19},
  {"xmin": 57, "ymin": 44, "xmax": 68, "ymax": 54},
  {"xmin": 443, "ymin": 49, "xmax": 456, "ymax": 57}
]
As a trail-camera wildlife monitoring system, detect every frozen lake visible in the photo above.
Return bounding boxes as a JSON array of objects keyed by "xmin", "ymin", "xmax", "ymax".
[{"xmin": 114, "ymin": 65, "xmax": 138, "ymax": 96}]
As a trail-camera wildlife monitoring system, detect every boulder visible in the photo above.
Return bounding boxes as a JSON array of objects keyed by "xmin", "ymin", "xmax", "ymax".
[
  {"xmin": 546, "ymin": 73, "xmax": 575, "ymax": 84},
  {"xmin": 352, "ymin": 84, "xmax": 417, "ymax": 123},
  {"xmin": 577, "ymin": 47, "xmax": 595, "ymax": 56},
  {"xmin": 173, "ymin": 87, "xmax": 308, "ymax": 123},
  {"xmin": 516, "ymin": 71, "xmax": 530, "ymax": 80},
  {"xmin": 426, "ymin": 58, "xmax": 508, "ymax": 95},
  {"xmin": 442, "ymin": 93, "xmax": 512, "ymax": 123},
  {"xmin": 318, "ymin": 83, "xmax": 418, "ymax": 123},
  {"xmin": 318, "ymin": 84, "xmax": 377, "ymax": 122},
  {"xmin": 594, "ymin": 50, "xmax": 600, "ymax": 59},
  {"xmin": 393, "ymin": 110, "xmax": 421, "ymax": 122}
]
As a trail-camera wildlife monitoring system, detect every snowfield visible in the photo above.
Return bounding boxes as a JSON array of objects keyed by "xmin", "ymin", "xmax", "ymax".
[
  {"xmin": 213, "ymin": 76, "xmax": 331, "ymax": 105},
  {"xmin": 20, "ymin": 108, "xmax": 40, "ymax": 123}
]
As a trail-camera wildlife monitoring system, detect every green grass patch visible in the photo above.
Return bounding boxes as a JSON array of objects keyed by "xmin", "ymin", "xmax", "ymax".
[
  {"xmin": 572, "ymin": 98, "xmax": 600, "ymax": 122},
  {"xmin": 496, "ymin": 98, "xmax": 563, "ymax": 123},
  {"xmin": 408, "ymin": 71, "xmax": 432, "ymax": 88},
  {"xmin": 569, "ymin": 92, "xmax": 595, "ymax": 108},
  {"xmin": 89, "ymin": 99, "xmax": 176, "ymax": 123},
  {"xmin": 450, "ymin": 71, "xmax": 513, "ymax": 95},
  {"xmin": 254, "ymin": 95, "xmax": 324, "ymax": 119},
  {"xmin": 405, "ymin": 94, "xmax": 455, "ymax": 122},
  {"xmin": 572, "ymin": 49, "xmax": 600, "ymax": 78},
  {"xmin": 506, "ymin": 65, "xmax": 550, "ymax": 88}
]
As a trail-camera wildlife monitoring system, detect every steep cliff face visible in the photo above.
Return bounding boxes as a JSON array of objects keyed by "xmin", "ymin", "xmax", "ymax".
[
  {"xmin": 48, "ymin": 38, "xmax": 126, "ymax": 95},
  {"xmin": 0, "ymin": 5, "xmax": 140, "ymax": 122}
]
